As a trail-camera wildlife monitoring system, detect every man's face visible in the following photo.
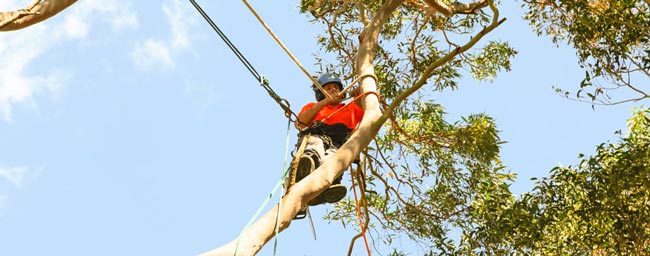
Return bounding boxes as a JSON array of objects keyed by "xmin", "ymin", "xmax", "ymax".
[{"xmin": 323, "ymin": 83, "xmax": 340, "ymax": 95}]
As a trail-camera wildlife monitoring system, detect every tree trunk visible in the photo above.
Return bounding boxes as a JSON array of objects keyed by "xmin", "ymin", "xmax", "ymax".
[
  {"xmin": 200, "ymin": 1, "xmax": 404, "ymax": 255},
  {"xmin": 0, "ymin": 0, "xmax": 77, "ymax": 32}
]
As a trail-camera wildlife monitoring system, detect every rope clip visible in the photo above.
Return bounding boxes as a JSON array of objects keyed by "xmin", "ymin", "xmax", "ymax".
[{"xmin": 260, "ymin": 76, "xmax": 270, "ymax": 86}]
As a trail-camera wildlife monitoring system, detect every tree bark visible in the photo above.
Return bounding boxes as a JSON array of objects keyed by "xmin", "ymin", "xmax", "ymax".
[
  {"xmin": 200, "ymin": 1, "xmax": 405, "ymax": 255},
  {"xmin": 0, "ymin": 0, "xmax": 77, "ymax": 32}
]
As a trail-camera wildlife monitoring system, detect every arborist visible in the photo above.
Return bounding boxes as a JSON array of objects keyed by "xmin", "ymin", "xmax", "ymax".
[{"xmin": 294, "ymin": 73, "xmax": 365, "ymax": 205}]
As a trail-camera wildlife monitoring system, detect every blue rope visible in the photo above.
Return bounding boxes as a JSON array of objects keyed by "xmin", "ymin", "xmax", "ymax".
[
  {"xmin": 234, "ymin": 120, "xmax": 292, "ymax": 255},
  {"xmin": 273, "ymin": 120, "xmax": 292, "ymax": 255}
]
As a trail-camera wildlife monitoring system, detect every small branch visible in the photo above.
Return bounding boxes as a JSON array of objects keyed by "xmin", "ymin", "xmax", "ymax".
[
  {"xmin": 346, "ymin": 164, "xmax": 372, "ymax": 256},
  {"xmin": 600, "ymin": 60, "xmax": 650, "ymax": 99},
  {"xmin": 555, "ymin": 89, "xmax": 649, "ymax": 106},
  {"xmin": 355, "ymin": 1, "xmax": 369, "ymax": 26},
  {"xmin": 452, "ymin": 0, "xmax": 490, "ymax": 14},
  {"xmin": 423, "ymin": 0, "xmax": 489, "ymax": 16},
  {"xmin": 373, "ymin": 139, "xmax": 420, "ymax": 194},
  {"xmin": 423, "ymin": 0, "xmax": 454, "ymax": 16},
  {"xmin": 629, "ymin": 57, "xmax": 650, "ymax": 78},
  {"xmin": 384, "ymin": 0, "xmax": 505, "ymax": 117},
  {"xmin": 408, "ymin": 14, "xmax": 429, "ymax": 69},
  {"xmin": 347, "ymin": 233, "xmax": 365, "ymax": 256},
  {"xmin": 368, "ymin": 163, "xmax": 443, "ymax": 219}
]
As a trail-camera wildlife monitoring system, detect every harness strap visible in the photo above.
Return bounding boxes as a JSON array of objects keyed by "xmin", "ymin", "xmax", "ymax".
[{"xmin": 287, "ymin": 134, "xmax": 310, "ymax": 189}]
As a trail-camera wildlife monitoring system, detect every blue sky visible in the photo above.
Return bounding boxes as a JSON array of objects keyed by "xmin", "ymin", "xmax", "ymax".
[{"xmin": 0, "ymin": 1, "xmax": 641, "ymax": 255}]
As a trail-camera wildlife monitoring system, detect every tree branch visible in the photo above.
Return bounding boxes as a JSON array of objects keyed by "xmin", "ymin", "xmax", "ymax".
[
  {"xmin": 204, "ymin": 0, "xmax": 506, "ymax": 253},
  {"xmin": 0, "ymin": 0, "xmax": 77, "ymax": 32},
  {"xmin": 384, "ymin": 0, "xmax": 505, "ymax": 117},
  {"xmin": 423, "ymin": 0, "xmax": 489, "ymax": 16},
  {"xmin": 0, "ymin": 0, "xmax": 41, "ymax": 31},
  {"xmin": 202, "ymin": 1, "xmax": 405, "ymax": 255}
]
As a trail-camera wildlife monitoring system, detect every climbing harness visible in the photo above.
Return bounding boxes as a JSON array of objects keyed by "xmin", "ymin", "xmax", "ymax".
[{"xmin": 189, "ymin": 0, "xmax": 297, "ymax": 122}]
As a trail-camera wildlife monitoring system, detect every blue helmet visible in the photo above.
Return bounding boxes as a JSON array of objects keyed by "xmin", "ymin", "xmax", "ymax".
[{"xmin": 313, "ymin": 73, "xmax": 344, "ymax": 101}]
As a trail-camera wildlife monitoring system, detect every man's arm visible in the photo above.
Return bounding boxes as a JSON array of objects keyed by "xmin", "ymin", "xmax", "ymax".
[
  {"xmin": 296, "ymin": 95, "xmax": 343, "ymax": 129},
  {"xmin": 297, "ymin": 100, "xmax": 327, "ymax": 129}
]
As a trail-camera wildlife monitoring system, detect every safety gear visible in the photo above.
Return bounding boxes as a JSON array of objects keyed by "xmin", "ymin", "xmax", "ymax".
[
  {"xmin": 313, "ymin": 73, "xmax": 344, "ymax": 101},
  {"xmin": 296, "ymin": 154, "xmax": 315, "ymax": 183},
  {"xmin": 308, "ymin": 181, "xmax": 347, "ymax": 206}
]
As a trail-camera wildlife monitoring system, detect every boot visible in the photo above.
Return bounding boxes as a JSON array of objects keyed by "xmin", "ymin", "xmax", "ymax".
[
  {"xmin": 296, "ymin": 154, "xmax": 315, "ymax": 182},
  {"xmin": 308, "ymin": 177, "xmax": 347, "ymax": 206}
]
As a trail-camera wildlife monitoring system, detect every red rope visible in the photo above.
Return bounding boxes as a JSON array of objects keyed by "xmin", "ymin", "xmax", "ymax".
[{"xmin": 350, "ymin": 165, "xmax": 372, "ymax": 255}]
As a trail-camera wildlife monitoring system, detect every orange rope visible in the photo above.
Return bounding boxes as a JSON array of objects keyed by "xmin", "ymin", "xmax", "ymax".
[
  {"xmin": 320, "ymin": 91, "xmax": 381, "ymax": 124},
  {"xmin": 350, "ymin": 165, "xmax": 371, "ymax": 255}
]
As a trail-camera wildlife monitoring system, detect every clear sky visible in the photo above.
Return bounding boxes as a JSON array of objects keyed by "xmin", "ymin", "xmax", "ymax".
[{"xmin": 0, "ymin": 1, "xmax": 640, "ymax": 255}]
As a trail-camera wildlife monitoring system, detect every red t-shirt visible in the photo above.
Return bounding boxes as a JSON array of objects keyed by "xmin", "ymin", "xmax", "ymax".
[{"xmin": 299, "ymin": 102, "xmax": 364, "ymax": 130}]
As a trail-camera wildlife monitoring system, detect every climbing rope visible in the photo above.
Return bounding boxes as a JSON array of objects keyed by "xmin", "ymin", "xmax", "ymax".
[
  {"xmin": 317, "ymin": 91, "xmax": 381, "ymax": 126},
  {"xmin": 189, "ymin": 0, "xmax": 298, "ymax": 122},
  {"xmin": 340, "ymin": 72, "xmax": 379, "ymax": 95},
  {"xmin": 287, "ymin": 134, "xmax": 310, "ymax": 190},
  {"xmin": 241, "ymin": 0, "xmax": 333, "ymax": 101},
  {"xmin": 189, "ymin": 2, "xmax": 383, "ymax": 254}
]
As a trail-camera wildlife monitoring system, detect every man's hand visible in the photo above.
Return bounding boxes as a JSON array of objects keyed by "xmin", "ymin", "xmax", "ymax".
[
  {"xmin": 325, "ymin": 93, "xmax": 344, "ymax": 105},
  {"xmin": 349, "ymin": 86, "xmax": 363, "ymax": 98}
]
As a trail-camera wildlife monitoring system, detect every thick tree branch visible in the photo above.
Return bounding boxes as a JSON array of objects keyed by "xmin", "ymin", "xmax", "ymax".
[
  {"xmin": 0, "ymin": 0, "xmax": 40, "ymax": 30},
  {"xmin": 204, "ymin": 0, "xmax": 506, "ymax": 253},
  {"xmin": 202, "ymin": 1, "xmax": 405, "ymax": 255},
  {"xmin": 0, "ymin": 0, "xmax": 77, "ymax": 32}
]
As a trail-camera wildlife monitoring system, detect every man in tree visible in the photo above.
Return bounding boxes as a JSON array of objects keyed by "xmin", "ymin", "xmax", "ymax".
[{"xmin": 294, "ymin": 73, "xmax": 364, "ymax": 206}]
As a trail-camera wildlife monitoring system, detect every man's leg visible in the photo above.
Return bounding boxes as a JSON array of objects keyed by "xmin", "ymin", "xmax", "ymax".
[
  {"xmin": 308, "ymin": 145, "xmax": 347, "ymax": 206},
  {"xmin": 295, "ymin": 135, "xmax": 325, "ymax": 182},
  {"xmin": 291, "ymin": 135, "xmax": 327, "ymax": 220}
]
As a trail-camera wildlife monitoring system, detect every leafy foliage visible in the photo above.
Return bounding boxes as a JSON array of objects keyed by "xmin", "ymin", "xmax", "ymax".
[
  {"xmin": 301, "ymin": 0, "xmax": 516, "ymax": 102},
  {"xmin": 497, "ymin": 108, "xmax": 650, "ymax": 255},
  {"xmin": 468, "ymin": 41, "xmax": 517, "ymax": 81},
  {"xmin": 327, "ymin": 101, "xmax": 515, "ymax": 255},
  {"xmin": 522, "ymin": 0, "xmax": 650, "ymax": 105},
  {"xmin": 298, "ymin": 1, "xmax": 519, "ymax": 254},
  {"xmin": 295, "ymin": 1, "xmax": 649, "ymax": 255}
]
